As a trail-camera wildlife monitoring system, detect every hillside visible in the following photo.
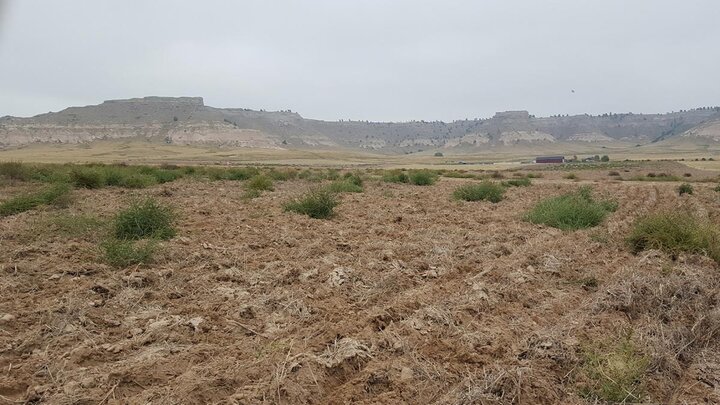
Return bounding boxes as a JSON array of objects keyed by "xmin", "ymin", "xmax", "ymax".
[{"xmin": 1, "ymin": 97, "xmax": 719, "ymax": 154}]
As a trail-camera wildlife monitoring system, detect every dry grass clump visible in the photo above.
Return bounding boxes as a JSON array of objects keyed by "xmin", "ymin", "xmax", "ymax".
[
  {"xmin": 284, "ymin": 189, "xmax": 338, "ymax": 219},
  {"xmin": 627, "ymin": 212, "xmax": 719, "ymax": 263},
  {"xmin": 525, "ymin": 186, "xmax": 617, "ymax": 230},
  {"xmin": 453, "ymin": 182, "xmax": 505, "ymax": 203},
  {"xmin": 578, "ymin": 335, "xmax": 649, "ymax": 402}
]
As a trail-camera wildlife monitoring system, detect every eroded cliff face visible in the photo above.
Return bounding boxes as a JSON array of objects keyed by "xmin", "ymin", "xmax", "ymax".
[{"xmin": 2, "ymin": 97, "xmax": 720, "ymax": 151}]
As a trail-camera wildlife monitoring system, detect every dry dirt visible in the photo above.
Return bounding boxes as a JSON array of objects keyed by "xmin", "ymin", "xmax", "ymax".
[{"xmin": 1, "ymin": 168, "xmax": 720, "ymax": 404}]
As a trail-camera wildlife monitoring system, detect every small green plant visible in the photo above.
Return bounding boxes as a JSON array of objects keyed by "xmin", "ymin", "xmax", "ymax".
[
  {"xmin": 678, "ymin": 183, "xmax": 693, "ymax": 195},
  {"xmin": 326, "ymin": 180, "xmax": 363, "ymax": 193},
  {"xmin": 715, "ymin": 184, "xmax": 720, "ymax": 192},
  {"xmin": 525, "ymin": 186, "xmax": 617, "ymax": 230},
  {"xmin": 453, "ymin": 182, "xmax": 505, "ymax": 203},
  {"xmin": 443, "ymin": 171, "xmax": 477, "ymax": 179},
  {"xmin": 113, "ymin": 198, "xmax": 175, "ymax": 240},
  {"xmin": 245, "ymin": 174, "xmax": 274, "ymax": 191},
  {"xmin": 382, "ymin": 170, "xmax": 409, "ymax": 183},
  {"xmin": 579, "ymin": 335, "xmax": 649, "ymax": 402},
  {"xmin": 265, "ymin": 168, "xmax": 294, "ymax": 181},
  {"xmin": 502, "ymin": 178, "xmax": 531, "ymax": 187},
  {"xmin": 408, "ymin": 170, "xmax": 437, "ymax": 186},
  {"xmin": 627, "ymin": 212, "xmax": 719, "ymax": 263},
  {"xmin": 526, "ymin": 173, "xmax": 542, "ymax": 178},
  {"xmin": 284, "ymin": 189, "xmax": 338, "ymax": 219},
  {"xmin": 71, "ymin": 167, "xmax": 106, "ymax": 189},
  {"xmin": 102, "ymin": 239, "xmax": 156, "ymax": 268},
  {"xmin": 564, "ymin": 173, "xmax": 578, "ymax": 180}
]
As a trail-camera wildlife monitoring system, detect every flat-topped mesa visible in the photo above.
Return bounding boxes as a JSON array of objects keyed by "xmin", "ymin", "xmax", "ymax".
[
  {"xmin": 493, "ymin": 110, "xmax": 530, "ymax": 120},
  {"xmin": 101, "ymin": 96, "xmax": 205, "ymax": 106}
]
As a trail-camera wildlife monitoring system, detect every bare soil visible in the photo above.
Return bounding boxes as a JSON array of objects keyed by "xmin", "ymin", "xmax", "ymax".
[{"xmin": 1, "ymin": 169, "xmax": 719, "ymax": 404}]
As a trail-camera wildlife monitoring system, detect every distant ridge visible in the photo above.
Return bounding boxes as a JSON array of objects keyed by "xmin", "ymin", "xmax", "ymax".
[{"xmin": 1, "ymin": 97, "xmax": 719, "ymax": 152}]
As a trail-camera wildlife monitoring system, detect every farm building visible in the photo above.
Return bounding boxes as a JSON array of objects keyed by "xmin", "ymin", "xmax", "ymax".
[{"xmin": 535, "ymin": 156, "xmax": 565, "ymax": 164}]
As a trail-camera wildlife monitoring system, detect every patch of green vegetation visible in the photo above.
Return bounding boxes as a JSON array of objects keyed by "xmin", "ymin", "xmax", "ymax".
[
  {"xmin": 502, "ymin": 178, "xmax": 531, "ymax": 187},
  {"xmin": 245, "ymin": 174, "xmax": 274, "ymax": 191},
  {"xmin": 0, "ymin": 183, "xmax": 72, "ymax": 217},
  {"xmin": 265, "ymin": 168, "xmax": 295, "ymax": 181},
  {"xmin": 342, "ymin": 172, "xmax": 363, "ymax": 187},
  {"xmin": 0, "ymin": 161, "xmax": 30, "ymax": 180},
  {"xmin": 631, "ymin": 173, "xmax": 681, "ymax": 182},
  {"xmin": 564, "ymin": 173, "xmax": 578, "ymax": 180},
  {"xmin": 579, "ymin": 335, "xmax": 649, "ymax": 402},
  {"xmin": 678, "ymin": 183, "xmax": 693, "ymax": 195},
  {"xmin": 70, "ymin": 167, "xmax": 106, "ymax": 189},
  {"xmin": 715, "ymin": 184, "xmax": 720, "ymax": 192},
  {"xmin": 627, "ymin": 212, "xmax": 720, "ymax": 263},
  {"xmin": 526, "ymin": 173, "xmax": 542, "ymax": 178},
  {"xmin": 408, "ymin": 169, "xmax": 437, "ymax": 186},
  {"xmin": 102, "ymin": 239, "xmax": 156, "ymax": 268},
  {"xmin": 113, "ymin": 198, "xmax": 175, "ymax": 240},
  {"xmin": 524, "ymin": 186, "xmax": 617, "ymax": 230},
  {"xmin": 283, "ymin": 189, "xmax": 338, "ymax": 219},
  {"xmin": 453, "ymin": 182, "xmax": 505, "ymax": 203},
  {"xmin": 382, "ymin": 170, "xmax": 409, "ymax": 183},
  {"xmin": 227, "ymin": 167, "xmax": 260, "ymax": 181}
]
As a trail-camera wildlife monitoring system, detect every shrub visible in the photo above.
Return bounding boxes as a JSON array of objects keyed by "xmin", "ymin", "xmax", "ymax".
[
  {"xmin": 579, "ymin": 336, "xmax": 648, "ymax": 402},
  {"xmin": 70, "ymin": 167, "xmax": 106, "ymax": 189},
  {"xmin": 408, "ymin": 170, "xmax": 437, "ymax": 186},
  {"xmin": 453, "ymin": 182, "xmax": 505, "ymax": 203},
  {"xmin": 600, "ymin": 155, "xmax": 610, "ymax": 162},
  {"xmin": 715, "ymin": 184, "xmax": 720, "ymax": 192},
  {"xmin": 326, "ymin": 180, "xmax": 363, "ymax": 193},
  {"xmin": 678, "ymin": 183, "xmax": 693, "ymax": 195},
  {"xmin": 525, "ymin": 187, "xmax": 617, "ymax": 230},
  {"xmin": 608, "ymin": 171, "xmax": 620, "ymax": 176},
  {"xmin": 683, "ymin": 173, "xmax": 692, "ymax": 177},
  {"xmin": 113, "ymin": 199, "xmax": 175, "ymax": 240},
  {"xmin": 326, "ymin": 169, "xmax": 341, "ymax": 180},
  {"xmin": 39, "ymin": 183, "xmax": 72, "ymax": 207},
  {"xmin": 526, "ymin": 173, "xmax": 542, "ymax": 178},
  {"xmin": 246, "ymin": 174, "xmax": 274, "ymax": 191},
  {"xmin": 627, "ymin": 212, "xmax": 720, "ymax": 263},
  {"xmin": 434, "ymin": 152, "xmax": 444, "ymax": 157},
  {"xmin": 102, "ymin": 167, "xmax": 126, "ymax": 186},
  {"xmin": 284, "ymin": 189, "xmax": 338, "ymax": 219},
  {"xmin": 102, "ymin": 239, "xmax": 156, "ymax": 268},
  {"xmin": 382, "ymin": 170, "xmax": 409, "ymax": 183},
  {"xmin": 502, "ymin": 178, "xmax": 531, "ymax": 187},
  {"xmin": 443, "ymin": 171, "xmax": 477, "ymax": 179},
  {"xmin": 490, "ymin": 171, "xmax": 504, "ymax": 179},
  {"xmin": 564, "ymin": 173, "xmax": 578, "ymax": 180},
  {"xmin": 120, "ymin": 173, "xmax": 157, "ymax": 189}
]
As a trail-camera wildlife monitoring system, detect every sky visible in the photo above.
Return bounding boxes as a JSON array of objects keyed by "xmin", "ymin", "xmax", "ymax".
[{"xmin": 0, "ymin": 0, "xmax": 719, "ymax": 122}]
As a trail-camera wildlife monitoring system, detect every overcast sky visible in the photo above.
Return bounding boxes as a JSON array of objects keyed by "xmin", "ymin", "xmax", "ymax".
[{"xmin": 0, "ymin": 0, "xmax": 718, "ymax": 121}]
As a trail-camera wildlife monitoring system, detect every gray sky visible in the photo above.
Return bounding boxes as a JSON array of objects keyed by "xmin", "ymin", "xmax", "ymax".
[{"xmin": 1, "ymin": 0, "xmax": 719, "ymax": 122}]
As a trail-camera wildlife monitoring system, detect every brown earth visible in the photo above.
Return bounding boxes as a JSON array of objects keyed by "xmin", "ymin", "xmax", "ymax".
[{"xmin": 1, "ymin": 170, "xmax": 719, "ymax": 404}]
